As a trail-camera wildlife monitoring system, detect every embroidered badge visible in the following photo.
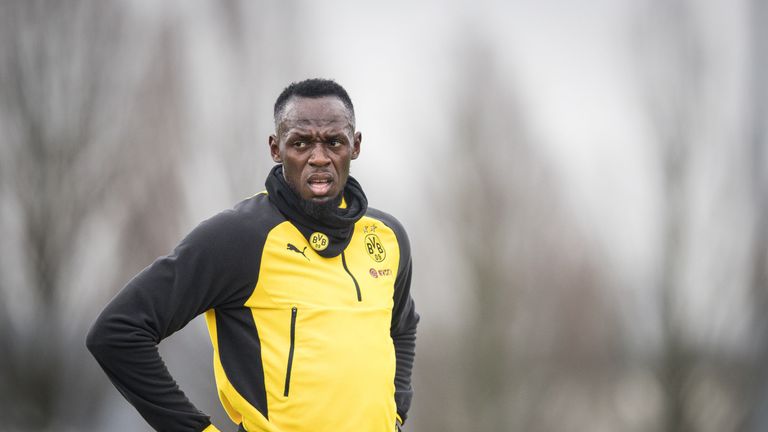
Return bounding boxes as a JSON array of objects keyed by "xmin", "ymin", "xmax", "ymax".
[
  {"xmin": 364, "ymin": 233, "xmax": 386, "ymax": 262},
  {"xmin": 309, "ymin": 232, "xmax": 329, "ymax": 251}
]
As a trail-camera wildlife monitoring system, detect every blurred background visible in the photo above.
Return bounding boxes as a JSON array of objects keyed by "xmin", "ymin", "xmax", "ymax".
[{"xmin": 0, "ymin": 0, "xmax": 766, "ymax": 431}]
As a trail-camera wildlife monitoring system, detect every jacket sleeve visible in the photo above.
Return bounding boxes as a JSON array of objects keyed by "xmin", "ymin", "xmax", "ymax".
[
  {"xmin": 390, "ymin": 224, "xmax": 419, "ymax": 424},
  {"xmin": 86, "ymin": 211, "xmax": 257, "ymax": 432}
]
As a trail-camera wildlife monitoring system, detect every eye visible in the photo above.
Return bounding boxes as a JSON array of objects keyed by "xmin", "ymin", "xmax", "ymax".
[
  {"xmin": 293, "ymin": 141, "xmax": 307, "ymax": 149},
  {"xmin": 328, "ymin": 139, "xmax": 342, "ymax": 147}
]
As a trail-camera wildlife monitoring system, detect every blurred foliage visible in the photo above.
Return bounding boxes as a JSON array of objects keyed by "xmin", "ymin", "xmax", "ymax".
[{"xmin": 0, "ymin": 0, "xmax": 765, "ymax": 431}]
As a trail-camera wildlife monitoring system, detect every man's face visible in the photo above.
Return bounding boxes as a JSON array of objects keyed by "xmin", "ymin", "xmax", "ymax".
[{"xmin": 269, "ymin": 96, "xmax": 361, "ymax": 203}]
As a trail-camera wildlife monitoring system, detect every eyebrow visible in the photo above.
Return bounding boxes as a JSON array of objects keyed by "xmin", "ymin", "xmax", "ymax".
[
  {"xmin": 284, "ymin": 130, "xmax": 349, "ymax": 140},
  {"xmin": 278, "ymin": 112, "xmax": 355, "ymax": 133},
  {"xmin": 281, "ymin": 122, "xmax": 353, "ymax": 135}
]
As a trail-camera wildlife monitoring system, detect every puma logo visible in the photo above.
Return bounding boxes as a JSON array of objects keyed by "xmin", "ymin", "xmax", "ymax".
[{"xmin": 287, "ymin": 243, "xmax": 309, "ymax": 261}]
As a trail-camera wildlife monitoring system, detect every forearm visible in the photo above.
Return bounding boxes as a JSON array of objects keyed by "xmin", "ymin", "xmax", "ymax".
[
  {"xmin": 86, "ymin": 248, "xmax": 215, "ymax": 431},
  {"xmin": 393, "ymin": 327, "xmax": 416, "ymax": 421},
  {"xmin": 392, "ymin": 299, "xmax": 419, "ymax": 423},
  {"xmin": 87, "ymin": 205, "xmax": 263, "ymax": 431},
  {"xmin": 87, "ymin": 306, "xmax": 212, "ymax": 431}
]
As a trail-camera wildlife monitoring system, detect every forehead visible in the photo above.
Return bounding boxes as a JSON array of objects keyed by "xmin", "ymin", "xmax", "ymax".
[{"xmin": 279, "ymin": 96, "xmax": 353, "ymax": 132}]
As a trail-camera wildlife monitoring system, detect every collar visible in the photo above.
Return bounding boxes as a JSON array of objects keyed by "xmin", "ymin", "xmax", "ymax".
[{"xmin": 265, "ymin": 164, "xmax": 368, "ymax": 258}]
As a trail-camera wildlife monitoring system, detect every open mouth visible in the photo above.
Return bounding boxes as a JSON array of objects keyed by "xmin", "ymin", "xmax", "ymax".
[{"xmin": 307, "ymin": 175, "xmax": 333, "ymax": 196}]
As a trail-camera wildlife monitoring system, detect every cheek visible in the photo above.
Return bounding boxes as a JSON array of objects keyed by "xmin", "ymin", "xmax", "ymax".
[
  {"xmin": 335, "ymin": 157, "xmax": 352, "ymax": 178},
  {"xmin": 282, "ymin": 158, "xmax": 302, "ymax": 182}
]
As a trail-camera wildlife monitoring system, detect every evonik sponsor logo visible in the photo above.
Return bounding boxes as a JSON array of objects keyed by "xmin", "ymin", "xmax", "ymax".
[{"xmin": 368, "ymin": 268, "xmax": 392, "ymax": 278}]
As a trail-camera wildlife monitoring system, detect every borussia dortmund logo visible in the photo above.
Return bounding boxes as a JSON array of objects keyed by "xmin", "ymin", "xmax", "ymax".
[
  {"xmin": 309, "ymin": 232, "xmax": 329, "ymax": 251},
  {"xmin": 364, "ymin": 233, "xmax": 386, "ymax": 262}
]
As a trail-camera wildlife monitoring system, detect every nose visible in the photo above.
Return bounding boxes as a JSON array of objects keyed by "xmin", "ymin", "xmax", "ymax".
[{"xmin": 308, "ymin": 144, "xmax": 331, "ymax": 167}]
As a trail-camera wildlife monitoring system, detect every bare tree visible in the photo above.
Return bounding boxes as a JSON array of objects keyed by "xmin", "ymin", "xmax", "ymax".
[
  {"xmin": 633, "ymin": 1, "xmax": 765, "ymax": 430},
  {"xmin": 743, "ymin": 0, "xmax": 768, "ymax": 429},
  {"xmin": 635, "ymin": 1, "xmax": 702, "ymax": 429},
  {"xmin": 0, "ymin": 0, "xmax": 186, "ymax": 428},
  {"xmin": 426, "ymin": 32, "xmax": 618, "ymax": 432}
]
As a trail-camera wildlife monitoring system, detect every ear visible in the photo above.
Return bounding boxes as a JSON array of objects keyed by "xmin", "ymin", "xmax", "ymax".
[
  {"xmin": 351, "ymin": 131, "xmax": 362, "ymax": 160},
  {"xmin": 269, "ymin": 134, "xmax": 281, "ymax": 162}
]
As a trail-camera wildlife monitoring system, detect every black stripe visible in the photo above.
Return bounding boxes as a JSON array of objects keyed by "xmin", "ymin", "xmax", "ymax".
[
  {"xmin": 215, "ymin": 307, "xmax": 269, "ymax": 419},
  {"xmin": 341, "ymin": 251, "xmax": 362, "ymax": 301},
  {"xmin": 283, "ymin": 307, "xmax": 297, "ymax": 397}
]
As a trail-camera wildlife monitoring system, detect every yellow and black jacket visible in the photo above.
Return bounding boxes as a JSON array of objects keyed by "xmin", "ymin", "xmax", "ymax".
[{"xmin": 87, "ymin": 167, "xmax": 418, "ymax": 432}]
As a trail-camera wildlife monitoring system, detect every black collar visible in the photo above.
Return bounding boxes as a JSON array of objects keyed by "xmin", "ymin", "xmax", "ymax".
[{"xmin": 265, "ymin": 165, "xmax": 368, "ymax": 258}]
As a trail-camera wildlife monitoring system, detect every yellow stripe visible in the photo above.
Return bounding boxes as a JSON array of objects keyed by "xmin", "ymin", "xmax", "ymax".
[
  {"xmin": 206, "ymin": 309, "xmax": 276, "ymax": 431},
  {"xmin": 245, "ymin": 190, "xmax": 268, "ymax": 200}
]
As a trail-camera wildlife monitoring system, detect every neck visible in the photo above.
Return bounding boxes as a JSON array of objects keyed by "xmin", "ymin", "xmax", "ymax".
[{"xmin": 296, "ymin": 192, "xmax": 343, "ymax": 221}]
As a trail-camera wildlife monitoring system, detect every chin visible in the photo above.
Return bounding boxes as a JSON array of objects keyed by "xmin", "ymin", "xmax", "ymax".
[
  {"xmin": 303, "ymin": 188, "xmax": 340, "ymax": 202},
  {"xmin": 307, "ymin": 191, "xmax": 343, "ymax": 204},
  {"xmin": 310, "ymin": 194, "xmax": 338, "ymax": 203},
  {"xmin": 301, "ymin": 191, "xmax": 326, "ymax": 201},
  {"xmin": 298, "ymin": 193, "xmax": 341, "ymax": 219}
]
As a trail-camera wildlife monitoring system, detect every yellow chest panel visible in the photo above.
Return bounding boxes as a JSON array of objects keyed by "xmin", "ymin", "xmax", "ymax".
[
  {"xmin": 247, "ymin": 217, "xmax": 400, "ymax": 310},
  {"xmin": 231, "ymin": 216, "xmax": 401, "ymax": 432}
]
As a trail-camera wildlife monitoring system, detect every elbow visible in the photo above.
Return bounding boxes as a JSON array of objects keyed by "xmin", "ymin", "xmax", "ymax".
[
  {"xmin": 85, "ymin": 320, "xmax": 103, "ymax": 357},
  {"xmin": 409, "ymin": 311, "xmax": 420, "ymax": 332},
  {"xmin": 86, "ymin": 309, "xmax": 157, "ymax": 360},
  {"xmin": 86, "ymin": 315, "xmax": 112, "ymax": 360},
  {"xmin": 392, "ymin": 310, "xmax": 420, "ymax": 338}
]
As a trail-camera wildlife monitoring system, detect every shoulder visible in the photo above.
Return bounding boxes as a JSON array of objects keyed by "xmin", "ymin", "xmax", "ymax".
[
  {"xmin": 183, "ymin": 192, "xmax": 284, "ymax": 253},
  {"xmin": 365, "ymin": 207, "xmax": 408, "ymax": 234},
  {"xmin": 229, "ymin": 192, "xmax": 284, "ymax": 229}
]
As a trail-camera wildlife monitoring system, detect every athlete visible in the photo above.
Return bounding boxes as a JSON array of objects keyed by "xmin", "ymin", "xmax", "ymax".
[{"xmin": 87, "ymin": 79, "xmax": 419, "ymax": 431}]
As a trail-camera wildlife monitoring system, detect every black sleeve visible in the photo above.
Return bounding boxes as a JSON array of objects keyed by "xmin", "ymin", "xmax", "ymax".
[
  {"xmin": 389, "ymin": 219, "xmax": 419, "ymax": 424},
  {"xmin": 86, "ymin": 210, "xmax": 260, "ymax": 432}
]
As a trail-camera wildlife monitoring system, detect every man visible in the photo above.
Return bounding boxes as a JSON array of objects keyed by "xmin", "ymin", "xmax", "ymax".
[{"xmin": 87, "ymin": 79, "xmax": 419, "ymax": 432}]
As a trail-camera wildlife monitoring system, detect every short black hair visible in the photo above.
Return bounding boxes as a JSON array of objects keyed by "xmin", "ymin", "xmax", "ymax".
[{"xmin": 273, "ymin": 78, "xmax": 355, "ymax": 126}]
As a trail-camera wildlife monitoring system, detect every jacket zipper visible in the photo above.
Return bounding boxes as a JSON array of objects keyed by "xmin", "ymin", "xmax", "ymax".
[
  {"xmin": 283, "ymin": 306, "xmax": 297, "ymax": 397},
  {"xmin": 341, "ymin": 251, "xmax": 362, "ymax": 302}
]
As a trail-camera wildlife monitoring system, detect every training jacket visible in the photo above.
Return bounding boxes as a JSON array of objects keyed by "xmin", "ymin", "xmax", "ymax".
[{"xmin": 86, "ymin": 191, "xmax": 418, "ymax": 432}]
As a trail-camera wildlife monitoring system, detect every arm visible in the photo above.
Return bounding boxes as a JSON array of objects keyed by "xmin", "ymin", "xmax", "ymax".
[
  {"xmin": 86, "ymin": 211, "xmax": 256, "ymax": 432},
  {"xmin": 390, "ymin": 229, "xmax": 419, "ymax": 425}
]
